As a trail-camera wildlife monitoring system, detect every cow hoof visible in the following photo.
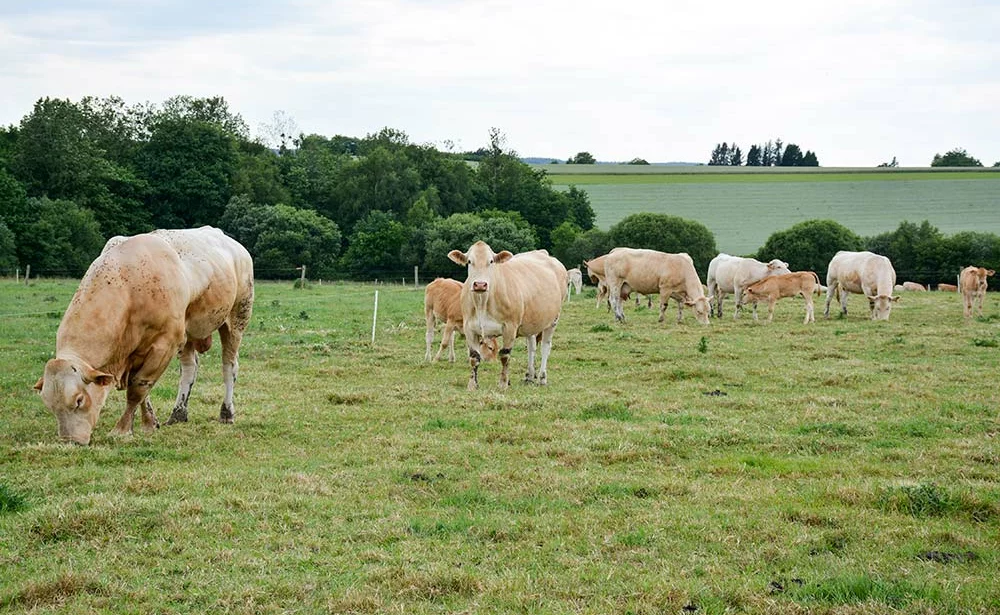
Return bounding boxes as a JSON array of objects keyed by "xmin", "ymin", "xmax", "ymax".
[
  {"xmin": 165, "ymin": 409, "xmax": 188, "ymax": 425},
  {"xmin": 219, "ymin": 404, "xmax": 234, "ymax": 424},
  {"xmin": 467, "ymin": 381, "xmax": 478, "ymax": 391},
  {"xmin": 141, "ymin": 421, "xmax": 160, "ymax": 434}
]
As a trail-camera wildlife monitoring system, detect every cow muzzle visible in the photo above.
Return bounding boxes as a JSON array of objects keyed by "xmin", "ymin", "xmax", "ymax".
[{"xmin": 472, "ymin": 280, "xmax": 488, "ymax": 293}]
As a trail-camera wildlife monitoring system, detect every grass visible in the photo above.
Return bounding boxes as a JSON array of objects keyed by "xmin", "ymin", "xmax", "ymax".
[
  {"xmin": 1, "ymin": 279, "xmax": 999, "ymax": 613},
  {"xmin": 545, "ymin": 169, "xmax": 1000, "ymax": 255}
]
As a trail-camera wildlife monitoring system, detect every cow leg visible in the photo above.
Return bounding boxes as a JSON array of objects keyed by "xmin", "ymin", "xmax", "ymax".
[
  {"xmin": 446, "ymin": 324, "xmax": 457, "ymax": 362},
  {"xmin": 425, "ymin": 312, "xmax": 436, "ymax": 361},
  {"xmin": 840, "ymin": 288, "xmax": 850, "ymax": 316},
  {"xmin": 166, "ymin": 339, "xmax": 200, "ymax": 425},
  {"xmin": 733, "ymin": 285, "xmax": 743, "ymax": 319},
  {"xmin": 766, "ymin": 298, "xmax": 776, "ymax": 323},
  {"xmin": 805, "ymin": 294, "xmax": 815, "ymax": 323},
  {"xmin": 658, "ymin": 295, "xmax": 667, "ymax": 323},
  {"xmin": 434, "ymin": 322, "xmax": 452, "ymax": 362},
  {"xmin": 715, "ymin": 291, "xmax": 725, "ymax": 318},
  {"xmin": 537, "ymin": 323, "xmax": 557, "ymax": 385},
  {"xmin": 676, "ymin": 297, "xmax": 683, "ymax": 324},
  {"xmin": 140, "ymin": 396, "xmax": 160, "ymax": 434},
  {"xmin": 113, "ymin": 341, "xmax": 177, "ymax": 436},
  {"xmin": 524, "ymin": 334, "xmax": 537, "ymax": 383},
  {"xmin": 467, "ymin": 346, "xmax": 481, "ymax": 391},
  {"xmin": 217, "ymin": 323, "xmax": 244, "ymax": 424},
  {"xmin": 824, "ymin": 284, "xmax": 834, "ymax": 318},
  {"xmin": 498, "ymin": 347, "xmax": 511, "ymax": 390}
]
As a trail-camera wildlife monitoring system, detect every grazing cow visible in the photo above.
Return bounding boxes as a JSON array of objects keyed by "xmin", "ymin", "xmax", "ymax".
[
  {"xmin": 424, "ymin": 278, "xmax": 499, "ymax": 363},
  {"xmin": 741, "ymin": 271, "xmax": 822, "ymax": 324},
  {"xmin": 959, "ymin": 266, "xmax": 995, "ymax": 318},
  {"xmin": 824, "ymin": 251, "xmax": 898, "ymax": 321},
  {"xmin": 938, "ymin": 283, "xmax": 958, "ymax": 292},
  {"xmin": 566, "ymin": 267, "xmax": 583, "ymax": 298},
  {"xmin": 902, "ymin": 281, "xmax": 926, "ymax": 291},
  {"xmin": 603, "ymin": 248, "xmax": 711, "ymax": 324},
  {"xmin": 35, "ymin": 227, "xmax": 254, "ymax": 445},
  {"xmin": 707, "ymin": 254, "xmax": 791, "ymax": 318},
  {"xmin": 448, "ymin": 242, "xmax": 567, "ymax": 390}
]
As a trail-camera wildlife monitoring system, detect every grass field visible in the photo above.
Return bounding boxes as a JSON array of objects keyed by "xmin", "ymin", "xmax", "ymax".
[
  {"xmin": 2, "ymin": 279, "xmax": 999, "ymax": 614},
  {"xmin": 544, "ymin": 168, "xmax": 1000, "ymax": 256}
]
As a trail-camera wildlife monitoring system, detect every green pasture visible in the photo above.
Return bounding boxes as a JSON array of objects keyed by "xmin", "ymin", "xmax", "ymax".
[
  {"xmin": 545, "ymin": 169, "xmax": 1000, "ymax": 256},
  {"xmin": 2, "ymin": 279, "xmax": 999, "ymax": 614}
]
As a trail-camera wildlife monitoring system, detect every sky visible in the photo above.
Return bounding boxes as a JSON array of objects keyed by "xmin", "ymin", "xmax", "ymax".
[{"xmin": 2, "ymin": 0, "xmax": 999, "ymax": 166}]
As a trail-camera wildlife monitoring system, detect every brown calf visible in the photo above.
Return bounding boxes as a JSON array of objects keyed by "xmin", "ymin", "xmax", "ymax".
[
  {"xmin": 742, "ymin": 271, "xmax": 822, "ymax": 324},
  {"xmin": 959, "ymin": 266, "xmax": 995, "ymax": 318}
]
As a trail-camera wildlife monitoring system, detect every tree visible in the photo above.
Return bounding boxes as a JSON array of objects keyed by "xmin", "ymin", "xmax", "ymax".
[
  {"xmin": 0, "ymin": 221, "xmax": 16, "ymax": 273},
  {"xmin": 563, "ymin": 228, "xmax": 612, "ymax": 274},
  {"xmin": 756, "ymin": 219, "xmax": 862, "ymax": 279},
  {"xmin": 877, "ymin": 156, "xmax": 899, "ymax": 168},
  {"xmin": 865, "ymin": 220, "xmax": 945, "ymax": 286},
  {"xmin": 550, "ymin": 221, "xmax": 581, "ymax": 266},
  {"xmin": 340, "ymin": 210, "xmax": 410, "ymax": 277},
  {"xmin": 13, "ymin": 97, "xmax": 149, "ymax": 236},
  {"xmin": 567, "ymin": 152, "xmax": 596, "ymax": 165},
  {"xmin": 729, "ymin": 146, "xmax": 743, "ymax": 166},
  {"xmin": 220, "ymin": 196, "xmax": 342, "ymax": 279},
  {"xmin": 627, "ymin": 158, "xmax": 649, "ymax": 165},
  {"xmin": 422, "ymin": 213, "xmax": 537, "ymax": 275},
  {"xmin": 138, "ymin": 118, "xmax": 238, "ymax": 228},
  {"xmin": 16, "ymin": 197, "xmax": 105, "ymax": 277},
  {"xmin": 931, "ymin": 148, "xmax": 983, "ymax": 167},
  {"xmin": 709, "ymin": 143, "xmax": 730, "ymax": 166},
  {"xmin": 801, "ymin": 150, "xmax": 819, "ymax": 166},
  {"xmin": 779, "ymin": 144, "xmax": 804, "ymax": 166},
  {"xmin": 608, "ymin": 213, "xmax": 717, "ymax": 277},
  {"xmin": 563, "ymin": 185, "xmax": 595, "ymax": 231},
  {"xmin": 745, "ymin": 145, "xmax": 762, "ymax": 167}
]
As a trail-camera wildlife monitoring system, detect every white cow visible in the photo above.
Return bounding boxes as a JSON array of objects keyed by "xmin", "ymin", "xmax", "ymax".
[
  {"xmin": 566, "ymin": 267, "xmax": 583, "ymax": 299},
  {"xmin": 824, "ymin": 251, "xmax": 898, "ymax": 320},
  {"xmin": 603, "ymin": 248, "xmax": 711, "ymax": 324},
  {"xmin": 706, "ymin": 253, "xmax": 790, "ymax": 319},
  {"xmin": 448, "ymin": 242, "xmax": 567, "ymax": 390}
]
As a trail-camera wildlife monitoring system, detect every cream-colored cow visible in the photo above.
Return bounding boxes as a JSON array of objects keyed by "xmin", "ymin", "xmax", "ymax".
[
  {"xmin": 35, "ymin": 227, "xmax": 255, "ymax": 445},
  {"xmin": 959, "ymin": 266, "xmax": 995, "ymax": 318}
]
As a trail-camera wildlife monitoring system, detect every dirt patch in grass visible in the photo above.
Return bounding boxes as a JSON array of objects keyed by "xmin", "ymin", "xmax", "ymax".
[{"xmin": 2, "ymin": 572, "xmax": 108, "ymax": 609}]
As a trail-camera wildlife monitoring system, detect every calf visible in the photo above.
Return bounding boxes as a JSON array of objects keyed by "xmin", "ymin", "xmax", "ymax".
[
  {"xmin": 566, "ymin": 267, "xmax": 583, "ymax": 298},
  {"xmin": 707, "ymin": 253, "xmax": 791, "ymax": 318},
  {"xmin": 742, "ymin": 271, "xmax": 821, "ymax": 323},
  {"xmin": 938, "ymin": 283, "xmax": 958, "ymax": 292},
  {"xmin": 959, "ymin": 266, "xmax": 995, "ymax": 318}
]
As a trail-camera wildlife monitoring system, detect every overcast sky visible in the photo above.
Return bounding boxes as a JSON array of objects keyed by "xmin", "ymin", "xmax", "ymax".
[{"xmin": 2, "ymin": 0, "xmax": 998, "ymax": 166}]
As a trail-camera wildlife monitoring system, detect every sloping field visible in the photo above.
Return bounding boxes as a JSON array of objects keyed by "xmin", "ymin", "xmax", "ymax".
[{"xmin": 546, "ymin": 168, "xmax": 1000, "ymax": 255}]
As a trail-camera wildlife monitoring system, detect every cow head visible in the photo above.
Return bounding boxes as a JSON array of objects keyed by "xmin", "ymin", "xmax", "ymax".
[
  {"xmin": 584, "ymin": 259, "xmax": 601, "ymax": 284},
  {"xmin": 766, "ymin": 259, "xmax": 791, "ymax": 274},
  {"xmin": 479, "ymin": 336, "xmax": 500, "ymax": 362},
  {"xmin": 684, "ymin": 296, "xmax": 712, "ymax": 325},
  {"xmin": 34, "ymin": 358, "xmax": 115, "ymax": 445},
  {"xmin": 867, "ymin": 294, "xmax": 900, "ymax": 321},
  {"xmin": 448, "ymin": 241, "xmax": 512, "ymax": 294}
]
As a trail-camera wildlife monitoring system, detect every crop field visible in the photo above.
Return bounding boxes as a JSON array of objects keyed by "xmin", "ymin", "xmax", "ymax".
[
  {"xmin": 545, "ymin": 169, "xmax": 1000, "ymax": 256},
  {"xmin": 2, "ymin": 279, "xmax": 999, "ymax": 614}
]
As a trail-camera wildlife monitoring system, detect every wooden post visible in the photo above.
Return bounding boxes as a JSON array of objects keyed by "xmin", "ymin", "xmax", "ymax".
[
  {"xmin": 15, "ymin": 267, "xmax": 18, "ymax": 284},
  {"xmin": 24, "ymin": 265, "xmax": 30, "ymax": 285},
  {"xmin": 371, "ymin": 290, "xmax": 379, "ymax": 344},
  {"xmin": 414, "ymin": 266, "xmax": 419, "ymax": 287},
  {"xmin": 298, "ymin": 265, "xmax": 306, "ymax": 288}
]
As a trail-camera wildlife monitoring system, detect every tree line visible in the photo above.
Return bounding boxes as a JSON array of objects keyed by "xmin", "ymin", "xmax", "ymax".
[
  {"xmin": 0, "ymin": 97, "xmax": 595, "ymax": 279},
  {"xmin": 709, "ymin": 139, "xmax": 819, "ymax": 167}
]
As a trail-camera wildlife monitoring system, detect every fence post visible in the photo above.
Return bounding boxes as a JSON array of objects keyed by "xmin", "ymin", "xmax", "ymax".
[
  {"xmin": 371, "ymin": 290, "xmax": 379, "ymax": 345},
  {"xmin": 15, "ymin": 267, "xmax": 18, "ymax": 284},
  {"xmin": 297, "ymin": 265, "xmax": 306, "ymax": 288},
  {"xmin": 24, "ymin": 265, "xmax": 30, "ymax": 285},
  {"xmin": 414, "ymin": 266, "xmax": 419, "ymax": 287}
]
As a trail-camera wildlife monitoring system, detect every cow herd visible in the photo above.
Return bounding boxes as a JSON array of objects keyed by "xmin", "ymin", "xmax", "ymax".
[{"xmin": 33, "ymin": 228, "xmax": 995, "ymax": 445}]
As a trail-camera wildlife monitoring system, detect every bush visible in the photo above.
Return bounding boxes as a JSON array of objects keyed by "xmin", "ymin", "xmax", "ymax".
[
  {"xmin": 423, "ymin": 213, "xmax": 537, "ymax": 276},
  {"xmin": 340, "ymin": 210, "xmax": 410, "ymax": 279},
  {"xmin": 16, "ymin": 197, "xmax": 105, "ymax": 277},
  {"xmin": 756, "ymin": 219, "xmax": 862, "ymax": 279}
]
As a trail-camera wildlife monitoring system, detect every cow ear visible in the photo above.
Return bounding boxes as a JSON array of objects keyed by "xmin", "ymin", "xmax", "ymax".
[
  {"xmin": 495, "ymin": 251, "xmax": 513, "ymax": 264},
  {"xmin": 447, "ymin": 250, "xmax": 468, "ymax": 266},
  {"xmin": 988, "ymin": 270, "xmax": 996, "ymax": 276},
  {"xmin": 82, "ymin": 368, "xmax": 114, "ymax": 387},
  {"xmin": 33, "ymin": 377, "xmax": 44, "ymax": 392},
  {"xmin": 891, "ymin": 296, "xmax": 900, "ymax": 303}
]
